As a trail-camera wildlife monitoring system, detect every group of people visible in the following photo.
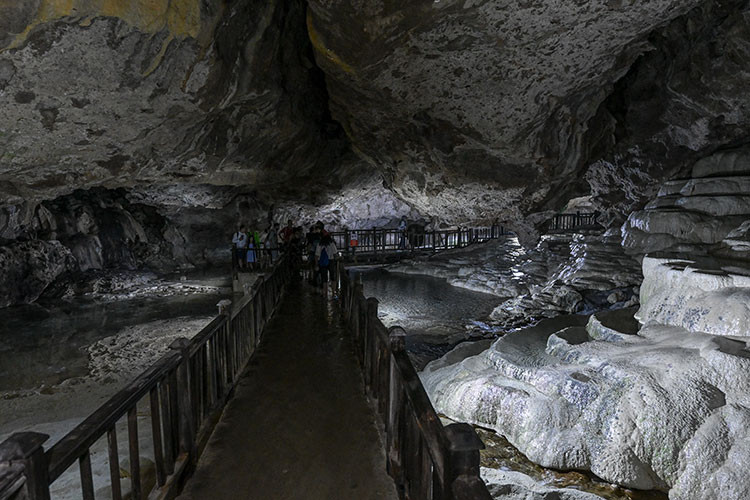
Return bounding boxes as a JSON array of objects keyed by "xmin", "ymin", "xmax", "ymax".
[
  {"xmin": 232, "ymin": 219, "xmax": 340, "ymax": 288},
  {"xmin": 305, "ymin": 221, "xmax": 338, "ymax": 288},
  {"xmin": 232, "ymin": 220, "xmax": 303, "ymax": 271}
]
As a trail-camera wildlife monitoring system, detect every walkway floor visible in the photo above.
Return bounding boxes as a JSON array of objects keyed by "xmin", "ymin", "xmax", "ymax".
[{"xmin": 178, "ymin": 284, "xmax": 399, "ymax": 500}]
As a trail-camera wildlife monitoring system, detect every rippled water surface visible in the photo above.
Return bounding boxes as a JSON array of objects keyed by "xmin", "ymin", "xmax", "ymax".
[
  {"xmin": 0, "ymin": 270, "xmax": 230, "ymax": 392},
  {"xmin": 356, "ymin": 267, "xmax": 500, "ymax": 367}
]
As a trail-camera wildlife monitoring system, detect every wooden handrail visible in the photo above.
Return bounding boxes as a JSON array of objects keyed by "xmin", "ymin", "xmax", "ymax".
[
  {"xmin": 549, "ymin": 212, "xmax": 599, "ymax": 232},
  {"xmin": 1, "ymin": 256, "xmax": 293, "ymax": 500},
  {"xmin": 45, "ymin": 351, "xmax": 182, "ymax": 482},
  {"xmin": 337, "ymin": 261, "xmax": 491, "ymax": 499},
  {"xmin": 330, "ymin": 225, "xmax": 508, "ymax": 256}
]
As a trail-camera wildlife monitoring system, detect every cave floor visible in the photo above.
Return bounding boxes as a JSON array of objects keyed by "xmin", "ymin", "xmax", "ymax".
[{"xmin": 177, "ymin": 283, "xmax": 398, "ymax": 500}]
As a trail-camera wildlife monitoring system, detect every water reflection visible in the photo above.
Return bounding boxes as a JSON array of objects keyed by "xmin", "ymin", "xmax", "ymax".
[
  {"xmin": 355, "ymin": 268, "xmax": 500, "ymax": 368},
  {"xmin": 0, "ymin": 278, "xmax": 229, "ymax": 392}
]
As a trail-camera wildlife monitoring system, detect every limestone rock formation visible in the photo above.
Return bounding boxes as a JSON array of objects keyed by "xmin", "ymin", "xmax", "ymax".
[
  {"xmin": 638, "ymin": 257, "xmax": 750, "ymax": 338},
  {"xmin": 623, "ymin": 147, "xmax": 750, "ymax": 256},
  {"xmin": 481, "ymin": 468, "xmax": 606, "ymax": 500},
  {"xmin": 423, "ymin": 291, "xmax": 750, "ymax": 498}
]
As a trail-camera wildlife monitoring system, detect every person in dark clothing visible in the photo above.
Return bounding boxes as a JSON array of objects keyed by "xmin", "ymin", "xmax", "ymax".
[
  {"xmin": 280, "ymin": 220, "xmax": 294, "ymax": 249},
  {"xmin": 306, "ymin": 225, "xmax": 322, "ymax": 283},
  {"xmin": 315, "ymin": 234, "xmax": 338, "ymax": 289}
]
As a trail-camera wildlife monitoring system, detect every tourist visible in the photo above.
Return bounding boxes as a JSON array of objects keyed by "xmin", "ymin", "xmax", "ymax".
[
  {"xmin": 246, "ymin": 235, "xmax": 258, "ymax": 271},
  {"xmin": 398, "ymin": 216, "xmax": 408, "ymax": 249},
  {"xmin": 315, "ymin": 234, "xmax": 338, "ymax": 289},
  {"xmin": 306, "ymin": 225, "xmax": 321, "ymax": 282},
  {"xmin": 349, "ymin": 228, "xmax": 358, "ymax": 257},
  {"xmin": 290, "ymin": 227, "xmax": 305, "ymax": 275},
  {"xmin": 232, "ymin": 224, "xmax": 249, "ymax": 270},
  {"xmin": 266, "ymin": 222, "xmax": 280, "ymax": 263},
  {"xmin": 250, "ymin": 228, "xmax": 263, "ymax": 270},
  {"xmin": 280, "ymin": 219, "xmax": 294, "ymax": 248},
  {"xmin": 257, "ymin": 227, "xmax": 269, "ymax": 269}
]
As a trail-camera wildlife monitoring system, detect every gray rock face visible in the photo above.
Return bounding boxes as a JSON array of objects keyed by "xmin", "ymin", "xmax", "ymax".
[
  {"xmin": 0, "ymin": 0, "xmax": 345, "ymax": 205},
  {"xmin": 0, "ymin": 240, "xmax": 75, "ymax": 307},
  {"xmin": 307, "ymin": 0, "xmax": 750, "ymax": 227},
  {"xmin": 1, "ymin": 0, "xmax": 750, "ymax": 239},
  {"xmin": 623, "ymin": 147, "xmax": 750, "ymax": 256}
]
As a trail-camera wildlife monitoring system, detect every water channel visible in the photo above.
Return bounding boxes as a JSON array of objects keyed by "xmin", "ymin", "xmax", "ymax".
[
  {"xmin": 0, "ymin": 269, "xmax": 230, "ymax": 437},
  {"xmin": 356, "ymin": 267, "xmax": 499, "ymax": 369},
  {"xmin": 356, "ymin": 266, "xmax": 666, "ymax": 500}
]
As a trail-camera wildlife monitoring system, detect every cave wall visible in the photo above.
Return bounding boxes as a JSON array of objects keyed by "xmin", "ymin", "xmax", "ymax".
[
  {"xmin": 0, "ymin": 0, "xmax": 346, "ymax": 205},
  {"xmin": 583, "ymin": 0, "xmax": 750, "ymax": 227},
  {"xmin": 305, "ymin": 0, "xmax": 750, "ymax": 238},
  {"xmin": 305, "ymin": 0, "xmax": 701, "ymax": 223}
]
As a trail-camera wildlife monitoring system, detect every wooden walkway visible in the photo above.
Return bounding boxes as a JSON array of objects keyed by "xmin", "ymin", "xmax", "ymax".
[
  {"xmin": 177, "ymin": 285, "xmax": 398, "ymax": 500},
  {"xmin": 1, "ymin": 257, "xmax": 491, "ymax": 500}
]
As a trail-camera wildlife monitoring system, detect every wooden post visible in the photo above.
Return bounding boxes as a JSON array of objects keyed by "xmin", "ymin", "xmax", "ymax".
[
  {"xmin": 355, "ymin": 276, "xmax": 365, "ymax": 354},
  {"xmin": 386, "ymin": 327, "xmax": 406, "ymax": 487},
  {"xmin": 444, "ymin": 423, "xmax": 490, "ymax": 500},
  {"xmin": 365, "ymin": 297, "xmax": 379, "ymax": 391},
  {"xmin": 0, "ymin": 432, "xmax": 51, "ymax": 500},
  {"xmin": 169, "ymin": 338, "xmax": 196, "ymax": 465}
]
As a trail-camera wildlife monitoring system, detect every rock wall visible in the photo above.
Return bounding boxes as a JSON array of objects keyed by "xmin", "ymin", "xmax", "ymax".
[
  {"xmin": 623, "ymin": 147, "xmax": 750, "ymax": 257},
  {"xmin": 583, "ymin": 0, "xmax": 750, "ymax": 226},
  {"xmin": 0, "ymin": 0, "xmax": 345, "ymax": 205},
  {"xmin": 306, "ymin": 0, "xmax": 750, "ymax": 231},
  {"xmin": 2, "ymin": 0, "xmax": 750, "ymax": 239}
]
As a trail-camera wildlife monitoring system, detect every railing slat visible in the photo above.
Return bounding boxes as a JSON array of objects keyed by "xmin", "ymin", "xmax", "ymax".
[
  {"xmin": 107, "ymin": 428, "xmax": 122, "ymax": 500},
  {"xmin": 127, "ymin": 407, "xmax": 141, "ymax": 500},
  {"xmin": 159, "ymin": 379, "xmax": 175, "ymax": 475},
  {"xmin": 149, "ymin": 388, "xmax": 166, "ymax": 487}
]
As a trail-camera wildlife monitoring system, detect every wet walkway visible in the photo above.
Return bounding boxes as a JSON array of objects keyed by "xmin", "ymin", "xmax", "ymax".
[{"xmin": 178, "ymin": 284, "xmax": 398, "ymax": 500}]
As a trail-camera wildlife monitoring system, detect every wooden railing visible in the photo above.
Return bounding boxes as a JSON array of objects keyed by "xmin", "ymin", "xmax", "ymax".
[
  {"xmin": 337, "ymin": 262, "xmax": 492, "ymax": 500},
  {"xmin": 330, "ymin": 225, "xmax": 507, "ymax": 256},
  {"xmin": 0, "ymin": 257, "xmax": 293, "ymax": 500},
  {"xmin": 549, "ymin": 212, "xmax": 598, "ymax": 232}
]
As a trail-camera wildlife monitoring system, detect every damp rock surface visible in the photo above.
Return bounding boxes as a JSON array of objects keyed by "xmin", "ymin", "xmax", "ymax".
[
  {"xmin": 637, "ymin": 257, "xmax": 750, "ymax": 338},
  {"xmin": 422, "ymin": 304, "xmax": 750, "ymax": 499}
]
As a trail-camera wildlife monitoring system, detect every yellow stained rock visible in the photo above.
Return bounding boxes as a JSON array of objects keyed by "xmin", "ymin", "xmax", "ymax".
[
  {"xmin": 6, "ymin": 0, "xmax": 202, "ymax": 49},
  {"xmin": 306, "ymin": 10, "xmax": 354, "ymax": 75}
]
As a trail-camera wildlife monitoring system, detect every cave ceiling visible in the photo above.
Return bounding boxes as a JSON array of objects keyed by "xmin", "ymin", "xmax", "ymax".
[{"xmin": 1, "ymin": 0, "xmax": 749, "ymax": 231}]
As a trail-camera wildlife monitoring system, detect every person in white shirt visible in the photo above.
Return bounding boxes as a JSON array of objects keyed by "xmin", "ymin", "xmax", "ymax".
[{"xmin": 232, "ymin": 225, "xmax": 249, "ymax": 270}]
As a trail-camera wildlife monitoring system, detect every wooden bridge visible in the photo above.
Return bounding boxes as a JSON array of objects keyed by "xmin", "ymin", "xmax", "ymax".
[
  {"xmin": 329, "ymin": 225, "xmax": 508, "ymax": 257},
  {"xmin": 0, "ymin": 256, "xmax": 493, "ymax": 499},
  {"xmin": 548, "ymin": 212, "xmax": 599, "ymax": 232}
]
